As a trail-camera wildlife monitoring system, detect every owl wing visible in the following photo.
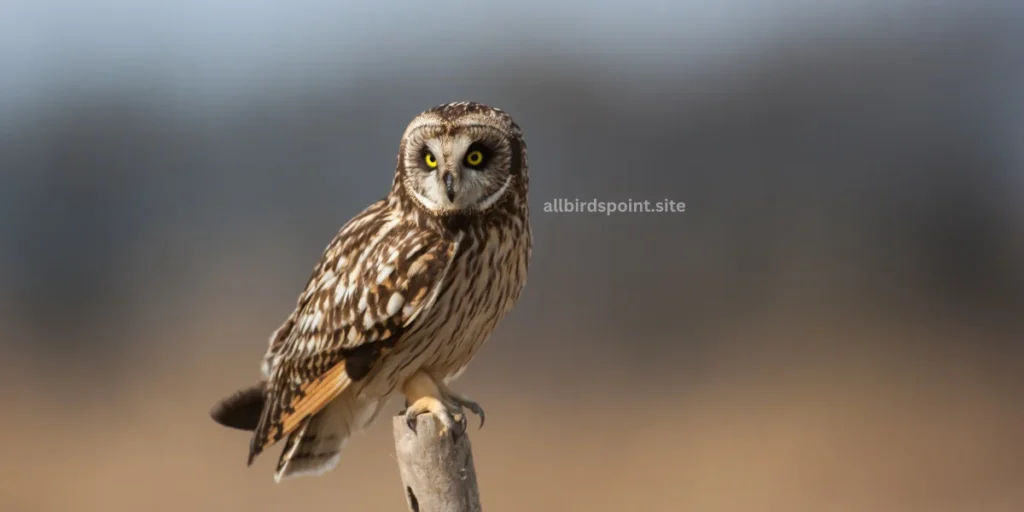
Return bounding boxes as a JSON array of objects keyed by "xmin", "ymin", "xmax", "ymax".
[{"xmin": 248, "ymin": 202, "xmax": 461, "ymax": 464}]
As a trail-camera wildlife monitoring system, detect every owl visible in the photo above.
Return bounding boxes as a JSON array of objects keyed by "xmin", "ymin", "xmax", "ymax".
[{"xmin": 210, "ymin": 101, "xmax": 531, "ymax": 482}]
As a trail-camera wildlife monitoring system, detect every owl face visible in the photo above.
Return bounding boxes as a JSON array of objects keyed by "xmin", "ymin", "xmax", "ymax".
[{"xmin": 399, "ymin": 104, "xmax": 522, "ymax": 216}]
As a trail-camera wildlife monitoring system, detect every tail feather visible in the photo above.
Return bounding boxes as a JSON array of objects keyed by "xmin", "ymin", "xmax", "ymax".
[
  {"xmin": 210, "ymin": 383, "xmax": 266, "ymax": 431},
  {"xmin": 273, "ymin": 414, "xmax": 343, "ymax": 482},
  {"xmin": 273, "ymin": 395, "xmax": 385, "ymax": 482},
  {"xmin": 249, "ymin": 361, "xmax": 352, "ymax": 464}
]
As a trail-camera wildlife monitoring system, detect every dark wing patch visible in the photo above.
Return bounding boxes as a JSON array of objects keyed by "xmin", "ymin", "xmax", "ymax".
[
  {"xmin": 246, "ymin": 212, "xmax": 461, "ymax": 464},
  {"xmin": 343, "ymin": 341, "xmax": 390, "ymax": 381}
]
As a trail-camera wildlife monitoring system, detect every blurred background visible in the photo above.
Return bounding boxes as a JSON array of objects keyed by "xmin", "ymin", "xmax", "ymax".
[{"xmin": 2, "ymin": 1, "xmax": 1023, "ymax": 511}]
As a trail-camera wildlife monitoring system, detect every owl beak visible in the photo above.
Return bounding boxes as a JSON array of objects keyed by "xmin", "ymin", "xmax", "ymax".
[{"xmin": 443, "ymin": 171, "xmax": 456, "ymax": 202}]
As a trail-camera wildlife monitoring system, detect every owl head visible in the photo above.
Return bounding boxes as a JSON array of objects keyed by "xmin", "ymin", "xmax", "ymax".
[{"xmin": 394, "ymin": 102, "xmax": 528, "ymax": 216}]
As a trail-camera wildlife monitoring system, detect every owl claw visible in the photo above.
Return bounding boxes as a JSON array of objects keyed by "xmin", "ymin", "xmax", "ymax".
[
  {"xmin": 462, "ymin": 400, "xmax": 485, "ymax": 429},
  {"xmin": 452, "ymin": 412, "xmax": 468, "ymax": 442},
  {"xmin": 436, "ymin": 385, "xmax": 486, "ymax": 429}
]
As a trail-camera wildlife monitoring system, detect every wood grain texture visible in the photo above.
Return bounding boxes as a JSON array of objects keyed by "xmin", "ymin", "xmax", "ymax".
[{"xmin": 392, "ymin": 415, "xmax": 482, "ymax": 512}]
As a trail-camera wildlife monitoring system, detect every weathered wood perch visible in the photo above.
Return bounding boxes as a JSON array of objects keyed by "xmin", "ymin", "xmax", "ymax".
[{"xmin": 392, "ymin": 414, "xmax": 482, "ymax": 512}]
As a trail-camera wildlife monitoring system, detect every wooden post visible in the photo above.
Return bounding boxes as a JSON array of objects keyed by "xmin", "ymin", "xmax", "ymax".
[{"xmin": 392, "ymin": 415, "xmax": 482, "ymax": 512}]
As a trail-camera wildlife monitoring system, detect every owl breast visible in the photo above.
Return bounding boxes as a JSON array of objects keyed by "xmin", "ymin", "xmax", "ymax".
[
  {"xmin": 360, "ymin": 217, "xmax": 529, "ymax": 398},
  {"xmin": 424, "ymin": 221, "xmax": 528, "ymax": 378}
]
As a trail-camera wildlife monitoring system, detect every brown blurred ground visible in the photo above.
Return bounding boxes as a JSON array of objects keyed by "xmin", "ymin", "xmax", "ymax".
[{"xmin": 1, "ymin": 291, "xmax": 1021, "ymax": 512}]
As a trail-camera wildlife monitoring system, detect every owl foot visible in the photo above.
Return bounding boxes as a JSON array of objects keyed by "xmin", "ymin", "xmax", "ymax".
[
  {"xmin": 402, "ymin": 371, "xmax": 466, "ymax": 440},
  {"xmin": 436, "ymin": 383, "xmax": 486, "ymax": 429},
  {"xmin": 404, "ymin": 396, "xmax": 466, "ymax": 440}
]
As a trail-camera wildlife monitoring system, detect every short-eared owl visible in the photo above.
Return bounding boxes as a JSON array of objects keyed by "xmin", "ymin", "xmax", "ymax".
[{"xmin": 210, "ymin": 101, "xmax": 531, "ymax": 482}]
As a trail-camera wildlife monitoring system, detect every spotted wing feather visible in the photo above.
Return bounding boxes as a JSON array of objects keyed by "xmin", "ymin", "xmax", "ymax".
[{"xmin": 248, "ymin": 203, "xmax": 460, "ymax": 464}]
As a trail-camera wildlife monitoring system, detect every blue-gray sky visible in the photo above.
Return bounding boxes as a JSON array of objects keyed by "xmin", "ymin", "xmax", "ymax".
[{"xmin": 2, "ymin": 0, "xmax": 1011, "ymax": 113}]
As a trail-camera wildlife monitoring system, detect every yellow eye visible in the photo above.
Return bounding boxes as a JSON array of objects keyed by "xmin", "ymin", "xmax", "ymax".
[
  {"xmin": 424, "ymin": 151, "xmax": 438, "ymax": 169},
  {"xmin": 465, "ymin": 150, "xmax": 484, "ymax": 167}
]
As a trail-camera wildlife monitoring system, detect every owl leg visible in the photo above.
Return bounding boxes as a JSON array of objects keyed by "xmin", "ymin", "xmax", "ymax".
[
  {"xmin": 401, "ymin": 371, "xmax": 465, "ymax": 439},
  {"xmin": 433, "ymin": 379, "xmax": 486, "ymax": 429}
]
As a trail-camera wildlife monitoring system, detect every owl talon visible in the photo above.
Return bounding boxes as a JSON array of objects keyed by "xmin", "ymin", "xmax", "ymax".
[
  {"xmin": 462, "ymin": 401, "xmax": 485, "ymax": 429},
  {"xmin": 452, "ymin": 412, "xmax": 468, "ymax": 441},
  {"xmin": 405, "ymin": 411, "xmax": 418, "ymax": 433},
  {"xmin": 435, "ymin": 384, "xmax": 486, "ymax": 429}
]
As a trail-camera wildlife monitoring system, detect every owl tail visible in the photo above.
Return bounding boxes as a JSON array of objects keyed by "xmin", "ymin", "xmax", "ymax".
[
  {"xmin": 210, "ymin": 383, "xmax": 266, "ymax": 431},
  {"xmin": 273, "ymin": 394, "xmax": 386, "ymax": 482}
]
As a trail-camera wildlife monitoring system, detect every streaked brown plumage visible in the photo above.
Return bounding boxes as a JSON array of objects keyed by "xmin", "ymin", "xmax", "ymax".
[{"xmin": 210, "ymin": 101, "xmax": 531, "ymax": 482}]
